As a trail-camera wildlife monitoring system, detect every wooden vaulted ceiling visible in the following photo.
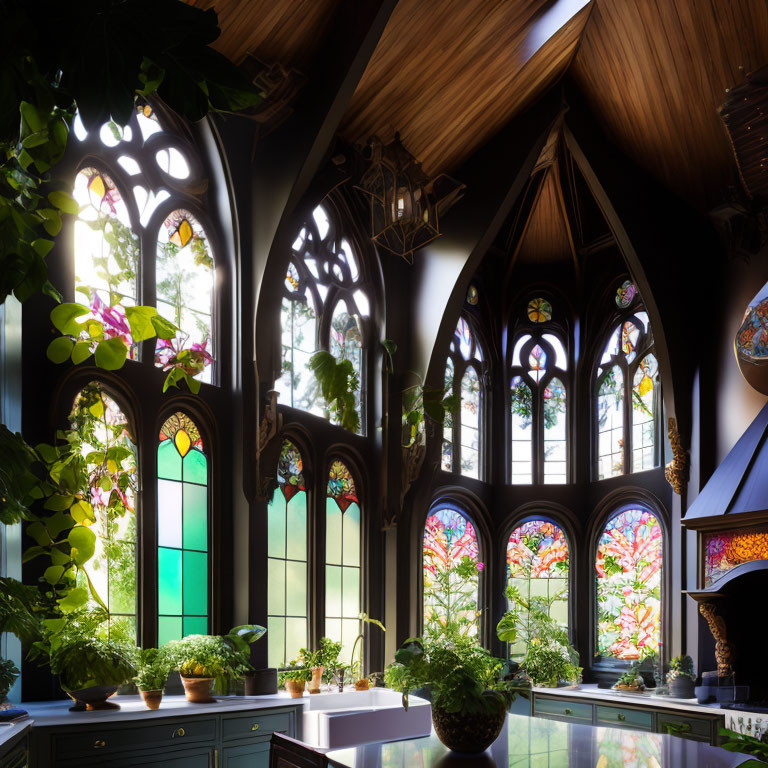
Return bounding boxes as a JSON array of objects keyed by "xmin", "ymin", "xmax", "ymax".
[{"xmin": 192, "ymin": 0, "xmax": 768, "ymax": 214}]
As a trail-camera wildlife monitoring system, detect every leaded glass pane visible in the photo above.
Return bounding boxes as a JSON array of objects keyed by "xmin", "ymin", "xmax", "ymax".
[
  {"xmin": 460, "ymin": 368, "xmax": 480, "ymax": 479},
  {"xmin": 598, "ymin": 366, "xmax": 624, "ymax": 479},
  {"xmin": 595, "ymin": 508, "xmax": 662, "ymax": 660},
  {"xmin": 423, "ymin": 508, "xmax": 480, "ymax": 636},
  {"xmin": 506, "ymin": 520, "xmax": 569, "ymax": 660},
  {"xmin": 330, "ymin": 303, "xmax": 363, "ymax": 433},
  {"xmin": 632, "ymin": 354, "xmax": 658, "ymax": 472},
  {"xmin": 510, "ymin": 377, "xmax": 533, "ymax": 484},
  {"xmin": 543, "ymin": 378, "xmax": 567, "ymax": 484}
]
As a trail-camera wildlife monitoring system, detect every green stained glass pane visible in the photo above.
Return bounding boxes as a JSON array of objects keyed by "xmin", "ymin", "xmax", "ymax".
[
  {"xmin": 183, "ymin": 550, "xmax": 207, "ymax": 616},
  {"xmin": 158, "ymin": 439, "xmax": 182, "ymax": 480},
  {"xmin": 325, "ymin": 618, "xmax": 341, "ymax": 650},
  {"xmin": 286, "ymin": 560, "xmax": 306, "ymax": 616},
  {"xmin": 342, "ymin": 503, "xmax": 360, "ymax": 567},
  {"xmin": 183, "ymin": 616, "xmax": 207, "ymax": 637},
  {"xmin": 268, "ymin": 616, "xmax": 286, "ymax": 668},
  {"xmin": 268, "ymin": 558, "xmax": 286, "ymax": 615},
  {"xmin": 286, "ymin": 617, "xmax": 307, "ymax": 665},
  {"xmin": 325, "ymin": 564, "xmax": 342, "ymax": 617},
  {"xmin": 183, "ymin": 448, "xmax": 207, "ymax": 485},
  {"xmin": 286, "ymin": 492, "xmax": 307, "ymax": 561},
  {"xmin": 342, "ymin": 566, "xmax": 360, "ymax": 618},
  {"xmin": 326, "ymin": 498, "xmax": 342, "ymax": 565},
  {"xmin": 183, "ymin": 483, "xmax": 208, "ymax": 551},
  {"xmin": 268, "ymin": 489, "xmax": 286, "ymax": 559},
  {"xmin": 158, "ymin": 616, "xmax": 182, "ymax": 645},
  {"xmin": 158, "ymin": 547, "xmax": 182, "ymax": 614}
]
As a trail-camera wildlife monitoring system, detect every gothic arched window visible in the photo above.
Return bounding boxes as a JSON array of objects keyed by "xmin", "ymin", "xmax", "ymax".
[
  {"xmin": 267, "ymin": 440, "xmax": 309, "ymax": 667},
  {"xmin": 595, "ymin": 280, "xmax": 660, "ymax": 479},
  {"xmin": 509, "ymin": 297, "xmax": 568, "ymax": 484},
  {"xmin": 276, "ymin": 204, "xmax": 369, "ymax": 433},
  {"xmin": 157, "ymin": 412, "xmax": 210, "ymax": 644},
  {"xmin": 71, "ymin": 104, "xmax": 217, "ymax": 386},
  {"xmin": 595, "ymin": 505, "xmax": 663, "ymax": 660},
  {"xmin": 442, "ymin": 318, "xmax": 486, "ymax": 479}
]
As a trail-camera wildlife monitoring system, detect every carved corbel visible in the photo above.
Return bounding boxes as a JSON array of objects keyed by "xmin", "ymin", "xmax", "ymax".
[
  {"xmin": 665, "ymin": 416, "xmax": 689, "ymax": 495},
  {"xmin": 699, "ymin": 600, "xmax": 735, "ymax": 678},
  {"xmin": 255, "ymin": 390, "xmax": 283, "ymax": 501}
]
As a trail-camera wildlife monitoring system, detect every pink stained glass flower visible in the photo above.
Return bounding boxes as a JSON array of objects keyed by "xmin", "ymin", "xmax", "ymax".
[{"xmin": 476, "ymin": 562, "xmax": 485, "ymax": 571}]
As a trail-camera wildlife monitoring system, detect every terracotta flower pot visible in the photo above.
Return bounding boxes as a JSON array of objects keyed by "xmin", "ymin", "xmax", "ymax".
[
  {"xmin": 355, "ymin": 678, "xmax": 370, "ymax": 691},
  {"xmin": 181, "ymin": 676, "xmax": 216, "ymax": 703},
  {"xmin": 140, "ymin": 690, "xmax": 164, "ymax": 710},
  {"xmin": 286, "ymin": 680, "xmax": 306, "ymax": 698},
  {"xmin": 308, "ymin": 667, "xmax": 324, "ymax": 694},
  {"xmin": 432, "ymin": 694, "xmax": 506, "ymax": 754}
]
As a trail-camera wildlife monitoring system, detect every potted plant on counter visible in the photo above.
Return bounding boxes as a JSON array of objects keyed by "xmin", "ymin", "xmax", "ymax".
[
  {"xmin": 300, "ymin": 637, "xmax": 342, "ymax": 694},
  {"xmin": 135, "ymin": 648, "xmax": 171, "ymax": 709},
  {"xmin": 613, "ymin": 662, "xmax": 646, "ymax": 693},
  {"xmin": 279, "ymin": 663, "xmax": 311, "ymax": 698},
  {"xmin": 667, "ymin": 655, "xmax": 696, "ymax": 699},
  {"xmin": 165, "ymin": 624, "xmax": 266, "ymax": 703}
]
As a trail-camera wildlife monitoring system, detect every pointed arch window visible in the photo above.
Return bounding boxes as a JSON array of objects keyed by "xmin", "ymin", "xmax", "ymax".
[
  {"xmin": 442, "ymin": 317, "xmax": 486, "ymax": 479},
  {"xmin": 509, "ymin": 297, "xmax": 569, "ymax": 484},
  {"xmin": 156, "ymin": 412, "xmax": 209, "ymax": 644},
  {"xmin": 422, "ymin": 507, "xmax": 480, "ymax": 636},
  {"xmin": 276, "ymin": 203, "xmax": 369, "ymax": 433},
  {"xmin": 595, "ymin": 281, "xmax": 660, "ymax": 479},
  {"xmin": 325, "ymin": 460, "xmax": 361, "ymax": 662},
  {"xmin": 506, "ymin": 519, "xmax": 569, "ymax": 659},
  {"xmin": 70, "ymin": 104, "xmax": 216, "ymax": 386},
  {"xmin": 595, "ymin": 506, "xmax": 663, "ymax": 660},
  {"xmin": 70, "ymin": 382, "xmax": 138, "ymax": 636},
  {"xmin": 267, "ymin": 440, "xmax": 309, "ymax": 668}
]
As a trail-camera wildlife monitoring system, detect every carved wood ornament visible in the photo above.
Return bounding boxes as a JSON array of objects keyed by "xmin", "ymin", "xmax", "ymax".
[
  {"xmin": 699, "ymin": 600, "xmax": 735, "ymax": 678},
  {"xmin": 665, "ymin": 416, "xmax": 689, "ymax": 495},
  {"xmin": 255, "ymin": 390, "xmax": 283, "ymax": 501}
]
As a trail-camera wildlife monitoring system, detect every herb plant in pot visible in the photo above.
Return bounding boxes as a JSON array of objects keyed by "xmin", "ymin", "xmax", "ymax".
[
  {"xmin": 300, "ymin": 637, "xmax": 342, "ymax": 694},
  {"xmin": 165, "ymin": 624, "xmax": 266, "ymax": 703},
  {"xmin": 279, "ymin": 663, "xmax": 311, "ymax": 698},
  {"xmin": 667, "ymin": 655, "xmax": 696, "ymax": 699},
  {"xmin": 135, "ymin": 648, "xmax": 171, "ymax": 710}
]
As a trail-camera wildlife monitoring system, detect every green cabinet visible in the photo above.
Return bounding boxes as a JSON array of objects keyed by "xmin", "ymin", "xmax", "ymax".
[
  {"xmin": 596, "ymin": 704, "xmax": 653, "ymax": 731},
  {"xmin": 0, "ymin": 735, "xmax": 29, "ymax": 768},
  {"xmin": 221, "ymin": 741, "xmax": 270, "ymax": 768}
]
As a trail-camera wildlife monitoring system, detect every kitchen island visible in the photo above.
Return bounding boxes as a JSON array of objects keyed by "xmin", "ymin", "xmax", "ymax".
[{"xmin": 324, "ymin": 713, "xmax": 754, "ymax": 767}]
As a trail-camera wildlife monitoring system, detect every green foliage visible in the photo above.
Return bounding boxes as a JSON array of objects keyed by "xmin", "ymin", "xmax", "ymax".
[
  {"xmin": 134, "ymin": 648, "xmax": 171, "ymax": 692},
  {"xmin": 308, "ymin": 350, "xmax": 360, "ymax": 433},
  {"xmin": 667, "ymin": 654, "xmax": 695, "ymax": 681},
  {"xmin": 424, "ymin": 555, "xmax": 481, "ymax": 638},
  {"xmin": 0, "ymin": 0, "xmax": 261, "ymax": 306},
  {"xmin": 0, "ymin": 424, "xmax": 45, "ymax": 526},
  {"xmin": 279, "ymin": 662, "xmax": 312, "ymax": 685},
  {"xmin": 719, "ymin": 728, "xmax": 768, "ymax": 762},
  {"xmin": 349, "ymin": 613, "xmax": 385, "ymax": 681},
  {"xmin": 299, "ymin": 637, "xmax": 342, "ymax": 683},
  {"xmin": 615, "ymin": 662, "xmax": 643, "ymax": 687},
  {"xmin": 0, "ymin": 658, "xmax": 20, "ymax": 698},
  {"xmin": 402, "ymin": 376, "xmax": 457, "ymax": 448},
  {"xmin": 0, "ymin": 576, "xmax": 46, "ymax": 646}
]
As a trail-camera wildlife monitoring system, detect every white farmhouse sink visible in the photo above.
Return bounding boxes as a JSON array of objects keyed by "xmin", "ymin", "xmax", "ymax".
[{"xmin": 301, "ymin": 688, "xmax": 431, "ymax": 749}]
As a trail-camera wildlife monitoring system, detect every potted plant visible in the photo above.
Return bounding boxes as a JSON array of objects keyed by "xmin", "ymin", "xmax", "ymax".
[
  {"xmin": 165, "ymin": 624, "xmax": 266, "ymax": 703},
  {"xmin": 667, "ymin": 655, "xmax": 696, "ymax": 699},
  {"xmin": 0, "ymin": 659, "xmax": 19, "ymax": 705},
  {"xmin": 385, "ymin": 628, "xmax": 528, "ymax": 754},
  {"xmin": 613, "ymin": 662, "xmax": 646, "ymax": 693},
  {"xmin": 300, "ymin": 637, "xmax": 342, "ymax": 694},
  {"xmin": 349, "ymin": 613, "xmax": 385, "ymax": 690},
  {"xmin": 134, "ymin": 648, "xmax": 171, "ymax": 709},
  {"xmin": 279, "ymin": 663, "xmax": 311, "ymax": 698}
]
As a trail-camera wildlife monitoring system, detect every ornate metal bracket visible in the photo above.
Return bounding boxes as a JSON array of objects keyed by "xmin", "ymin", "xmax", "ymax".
[
  {"xmin": 665, "ymin": 416, "xmax": 689, "ymax": 495},
  {"xmin": 699, "ymin": 600, "xmax": 735, "ymax": 678}
]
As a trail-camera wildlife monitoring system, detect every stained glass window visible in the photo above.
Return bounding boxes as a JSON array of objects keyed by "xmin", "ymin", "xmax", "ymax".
[
  {"xmin": 423, "ymin": 507, "xmax": 480, "ymax": 635},
  {"xmin": 509, "ymin": 307, "xmax": 568, "ymax": 484},
  {"xmin": 595, "ymin": 507, "xmax": 662, "ymax": 660},
  {"xmin": 527, "ymin": 298, "xmax": 552, "ymax": 323},
  {"xmin": 275, "ymin": 203, "xmax": 369, "ymax": 431},
  {"xmin": 443, "ymin": 317, "xmax": 486, "ymax": 478},
  {"xmin": 595, "ymin": 283, "xmax": 658, "ymax": 479},
  {"xmin": 737, "ymin": 295, "xmax": 768, "ymax": 361},
  {"xmin": 70, "ymin": 383, "xmax": 137, "ymax": 637},
  {"xmin": 325, "ymin": 460, "xmax": 361, "ymax": 663},
  {"xmin": 157, "ymin": 412, "xmax": 209, "ymax": 644},
  {"xmin": 268, "ymin": 441, "xmax": 308, "ymax": 667},
  {"xmin": 506, "ymin": 520, "xmax": 569, "ymax": 659},
  {"xmin": 155, "ymin": 211, "xmax": 215, "ymax": 384},
  {"xmin": 704, "ymin": 525, "xmax": 768, "ymax": 586}
]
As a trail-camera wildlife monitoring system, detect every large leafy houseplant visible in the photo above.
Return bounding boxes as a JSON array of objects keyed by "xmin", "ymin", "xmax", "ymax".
[{"xmin": 308, "ymin": 350, "xmax": 360, "ymax": 433}]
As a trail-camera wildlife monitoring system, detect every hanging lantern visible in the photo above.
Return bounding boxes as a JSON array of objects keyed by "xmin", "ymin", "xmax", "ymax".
[{"xmin": 354, "ymin": 133, "xmax": 465, "ymax": 264}]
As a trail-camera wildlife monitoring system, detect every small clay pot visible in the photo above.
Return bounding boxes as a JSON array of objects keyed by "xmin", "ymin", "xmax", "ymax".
[
  {"xmin": 286, "ymin": 680, "xmax": 306, "ymax": 698},
  {"xmin": 181, "ymin": 676, "xmax": 216, "ymax": 703},
  {"xmin": 308, "ymin": 667, "xmax": 324, "ymax": 694},
  {"xmin": 140, "ymin": 690, "xmax": 163, "ymax": 710},
  {"xmin": 355, "ymin": 678, "xmax": 370, "ymax": 691}
]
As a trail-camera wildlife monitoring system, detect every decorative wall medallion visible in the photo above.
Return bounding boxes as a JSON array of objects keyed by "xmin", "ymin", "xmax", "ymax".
[
  {"xmin": 466, "ymin": 284, "xmax": 479, "ymax": 305},
  {"xmin": 615, "ymin": 280, "xmax": 637, "ymax": 309},
  {"xmin": 735, "ymin": 281, "xmax": 768, "ymax": 394},
  {"xmin": 527, "ymin": 297, "xmax": 552, "ymax": 323}
]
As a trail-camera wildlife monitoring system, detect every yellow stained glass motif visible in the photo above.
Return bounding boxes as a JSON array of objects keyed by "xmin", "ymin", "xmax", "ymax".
[
  {"xmin": 170, "ymin": 217, "xmax": 193, "ymax": 248},
  {"xmin": 175, "ymin": 428, "xmax": 191, "ymax": 458},
  {"xmin": 527, "ymin": 297, "xmax": 552, "ymax": 323},
  {"xmin": 87, "ymin": 172, "xmax": 107, "ymax": 202}
]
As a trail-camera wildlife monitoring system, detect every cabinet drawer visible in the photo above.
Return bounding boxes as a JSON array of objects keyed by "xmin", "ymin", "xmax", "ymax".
[
  {"xmin": 656, "ymin": 712, "xmax": 713, "ymax": 741},
  {"xmin": 53, "ymin": 717, "xmax": 216, "ymax": 760},
  {"xmin": 534, "ymin": 697, "xmax": 592, "ymax": 721},
  {"xmin": 221, "ymin": 710, "xmax": 293, "ymax": 742},
  {"xmin": 222, "ymin": 741, "xmax": 270, "ymax": 768},
  {"xmin": 596, "ymin": 705, "xmax": 653, "ymax": 731}
]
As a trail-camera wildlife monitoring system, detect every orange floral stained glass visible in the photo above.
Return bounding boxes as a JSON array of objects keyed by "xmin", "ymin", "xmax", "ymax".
[{"xmin": 704, "ymin": 526, "xmax": 768, "ymax": 586}]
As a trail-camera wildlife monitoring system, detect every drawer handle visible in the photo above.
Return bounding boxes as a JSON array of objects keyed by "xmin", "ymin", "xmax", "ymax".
[
  {"xmin": 93, "ymin": 740, "xmax": 106, "ymax": 749},
  {"xmin": 564, "ymin": 708, "xmax": 572, "ymax": 715},
  {"xmin": 618, "ymin": 714, "xmax": 626, "ymax": 721},
  {"xmin": 251, "ymin": 723, "xmax": 260, "ymax": 731},
  {"xmin": 174, "ymin": 727, "xmax": 186, "ymax": 738}
]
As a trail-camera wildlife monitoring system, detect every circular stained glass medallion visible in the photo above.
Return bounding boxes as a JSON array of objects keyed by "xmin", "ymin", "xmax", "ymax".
[
  {"xmin": 735, "ymin": 281, "xmax": 768, "ymax": 394},
  {"xmin": 527, "ymin": 298, "xmax": 552, "ymax": 323},
  {"xmin": 615, "ymin": 280, "xmax": 637, "ymax": 309}
]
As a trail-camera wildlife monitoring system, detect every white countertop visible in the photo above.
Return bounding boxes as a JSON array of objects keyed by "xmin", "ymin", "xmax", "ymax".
[
  {"xmin": 19, "ymin": 693, "xmax": 301, "ymax": 727},
  {"xmin": 0, "ymin": 719, "xmax": 32, "ymax": 752},
  {"xmin": 532, "ymin": 683, "xmax": 724, "ymax": 715}
]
